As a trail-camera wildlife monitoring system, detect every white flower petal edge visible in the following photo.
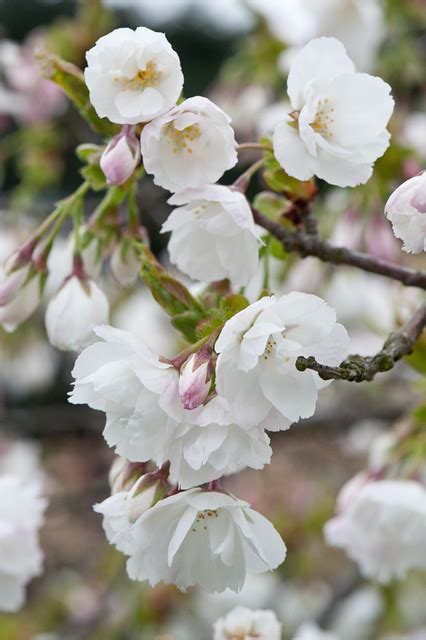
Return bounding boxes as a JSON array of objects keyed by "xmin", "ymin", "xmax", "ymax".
[
  {"xmin": 0, "ymin": 475, "xmax": 47, "ymax": 612},
  {"xmin": 162, "ymin": 185, "xmax": 261, "ymax": 286},
  {"xmin": 215, "ymin": 293, "xmax": 349, "ymax": 429},
  {"xmin": 273, "ymin": 37, "xmax": 394, "ymax": 187},
  {"xmin": 95, "ymin": 488, "xmax": 286, "ymax": 593},
  {"xmin": 85, "ymin": 27, "xmax": 183, "ymax": 124},
  {"xmin": 140, "ymin": 96, "xmax": 238, "ymax": 192},
  {"xmin": 69, "ymin": 326, "xmax": 272, "ymax": 488},
  {"xmin": 324, "ymin": 480, "xmax": 426, "ymax": 584},
  {"xmin": 385, "ymin": 172, "xmax": 426, "ymax": 254},
  {"xmin": 213, "ymin": 605, "xmax": 282, "ymax": 640}
]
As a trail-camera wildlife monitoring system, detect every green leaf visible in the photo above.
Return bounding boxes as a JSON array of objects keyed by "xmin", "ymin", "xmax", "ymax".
[
  {"xmin": 136, "ymin": 244, "xmax": 206, "ymax": 335},
  {"xmin": 37, "ymin": 53, "xmax": 118, "ymax": 137},
  {"xmin": 80, "ymin": 163, "xmax": 107, "ymax": 191}
]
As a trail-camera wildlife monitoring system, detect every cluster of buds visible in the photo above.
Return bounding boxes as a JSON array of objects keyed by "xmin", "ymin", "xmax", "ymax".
[{"xmin": 109, "ymin": 458, "xmax": 170, "ymax": 523}]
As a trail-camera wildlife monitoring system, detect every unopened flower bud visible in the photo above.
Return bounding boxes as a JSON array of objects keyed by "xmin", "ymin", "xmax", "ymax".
[
  {"xmin": 0, "ymin": 266, "xmax": 29, "ymax": 306},
  {"xmin": 110, "ymin": 242, "xmax": 140, "ymax": 288},
  {"xmin": 126, "ymin": 471, "xmax": 168, "ymax": 524},
  {"xmin": 385, "ymin": 172, "xmax": 426, "ymax": 253},
  {"xmin": 45, "ymin": 274, "xmax": 109, "ymax": 352},
  {"xmin": 109, "ymin": 458, "xmax": 147, "ymax": 494},
  {"xmin": 178, "ymin": 348, "xmax": 212, "ymax": 410},
  {"xmin": 100, "ymin": 126, "xmax": 140, "ymax": 186},
  {"xmin": 0, "ymin": 267, "xmax": 42, "ymax": 332}
]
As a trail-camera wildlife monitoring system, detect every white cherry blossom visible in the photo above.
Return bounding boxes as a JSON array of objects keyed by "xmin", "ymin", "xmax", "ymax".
[
  {"xmin": 273, "ymin": 37, "xmax": 394, "ymax": 188},
  {"xmin": 96, "ymin": 488, "xmax": 286, "ymax": 593},
  {"xmin": 0, "ymin": 475, "xmax": 47, "ymax": 612},
  {"xmin": 324, "ymin": 480, "xmax": 426, "ymax": 583},
  {"xmin": 214, "ymin": 605, "xmax": 282, "ymax": 640},
  {"xmin": 85, "ymin": 27, "xmax": 183, "ymax": 124},
  {"xmin": 215, "ymin": 292, "xmax": 349, "ymax": 430},
  {"xmin": 163, "ymin": 186, "xmax": 261, "ymax": 286},
  {"xmin": 165, "ymin": 419, "xmax": 272, "ymax": 490},
  {"xmin": 400, "ymin": 112, "xmax": 426, "ymax": 160},
  {"xmin": 385, "ymin": 173, "xmax": 426, "ymax": 254},
  {"xmin": 45, "ymin": 276, "xmax": 109, "ymax": 352},
  {"xmin": 70, "ymin": 326, "xmax": 271, "ymax": 488},
  {"xmin": 140, "ymin": 96, "xmax": 237, "ymax": 192}
]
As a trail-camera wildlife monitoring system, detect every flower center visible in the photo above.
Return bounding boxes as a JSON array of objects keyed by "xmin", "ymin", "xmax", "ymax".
[
  {"xmin": 125, "ymin": 61, "xmax": 161, "ymax": 91},
  {"xmin": 167, "ymin": 122, "xmax": 202, "ymax": 155},
  {"xmin": 310, "ymin": 98, "xmax": 335, "ymax": 138},
  {"xmin": 190, "ymin": 509, "xmax": 219, "ymax": 533},
  {"xmin": 262, "ymin": 335, "xmax": 278, "ymax": 361}
]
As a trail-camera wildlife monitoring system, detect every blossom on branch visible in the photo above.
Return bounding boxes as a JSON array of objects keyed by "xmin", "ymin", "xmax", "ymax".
[
  {"xmin": 69, "ymin": 326, "xmax": 272, "ymax": 488},
  {"xmin": 85, "ymin": 27, "xmax": 184, "ymax": 125},
  {"xmin": 140, "ymin": 97, "xmax": 238, "ymax": 192},
  {"xmin": 324, "ymin": 479, "xmax": 426, "ymax": 583},
  {"xmin": 273, "ymin": 37, "xmax": 394, "ymax": 187},
  {"xmin": 95, "ymin": 488, "xmax": 286, "ymax": 593},
  {"xmin": 213, "ymin": 605, "xmax": 282, "ymax": 640},
  {"xmin": 385, "ymin": 172, "xmax": 426, "ymax": 254},
  {"xmin": 162, "ymin": 185, "xmax": 261, "ymax": 286},
  {"xmin": 215, "ymin": 292, "xmax": 349, "ymax": 429}
]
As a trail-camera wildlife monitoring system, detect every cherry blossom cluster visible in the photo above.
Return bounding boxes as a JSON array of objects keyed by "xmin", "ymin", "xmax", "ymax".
[{"xmin": 0, "ymin": 21, "xmax": 425, "ymax": 604}]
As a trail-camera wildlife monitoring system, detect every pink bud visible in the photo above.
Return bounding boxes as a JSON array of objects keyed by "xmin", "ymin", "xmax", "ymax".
[
  {"xmin": 410, "ymin": 172, "xmax": 426, "ymax": 213},
  {"xmin": 179, "ymin": 350, "xmax": 212, "ymax": 410},
  {"xmin": 0, "ymin": 266, "xmax": 29, "ymax": 306},
  {"xmin": 100, "ymin": 126, "xmax": 140, "ymax": 186}
]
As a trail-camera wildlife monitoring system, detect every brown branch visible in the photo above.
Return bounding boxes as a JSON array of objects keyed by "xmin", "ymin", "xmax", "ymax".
[
  {"xmin": 252, "ymin": 208, "xmax": 426, "ymax": 289},
  {"xmin": 296, "ymin": 303, "xmax": 426, "ymax": 382}
]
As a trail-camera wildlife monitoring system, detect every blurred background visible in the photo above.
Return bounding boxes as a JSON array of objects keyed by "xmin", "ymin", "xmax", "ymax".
[{"xmin": 0, "ymin": 1, "xmax": 425, "ymax": 638}]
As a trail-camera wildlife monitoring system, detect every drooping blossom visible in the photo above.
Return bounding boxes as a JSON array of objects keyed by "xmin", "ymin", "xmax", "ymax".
[
  {"xmin": 45, "ymin": 275, "xmax": 109, "ymax": 352},
  {"xmin": 140, "ymin": 97, "xmax": 237, "ymax": 192},
  {"xmin": 215, "ymin": 292, "xmax": 349, "ymax": 429},
  {"xmin": 69, "ymin": 326, "xmax": 271, "ymax": 489},
  {"xmin": 385, "ymin": 172, "xmax": 426, "ymax": 254},
  {"xmin": 163, "ymin": 186, "xmax": 261, "ymax": 286},
  {"xmin": 273, "ymin": 37, "xmax": 394, "ymax": 187},
  {"xmin": 213, "ymin": 605, "xmax": 282, "ymax": 640},
  {"xmin": 324, "ymin": 479, "xmax": 426, "ymax": 583},
  {"xmin": 95, "ymin": 488, "xmax": 286, "ymax": 593},
  {"xmin": 85, "ymin": 27, "xmax": 184, "ymax": 125},
  {"xmin": 0, "ymin": 475, "xmax": 47, "ymax": 612}
]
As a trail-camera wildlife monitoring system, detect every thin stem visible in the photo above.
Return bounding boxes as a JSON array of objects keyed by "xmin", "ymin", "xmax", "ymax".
[
  {"xmin": 237, "ymin": 142, "xmax": 272, "ymax": 151},
  {"xmin": 296, "ymin": 302, "xmax": 426, "ymax": 382},
  {"xmin": 252, "ymin": 207, "xmax": 426, "ymax": 290},
  {"xmin": 233, "ymin": 157, "xmax": 266, "ymax": 193}
]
